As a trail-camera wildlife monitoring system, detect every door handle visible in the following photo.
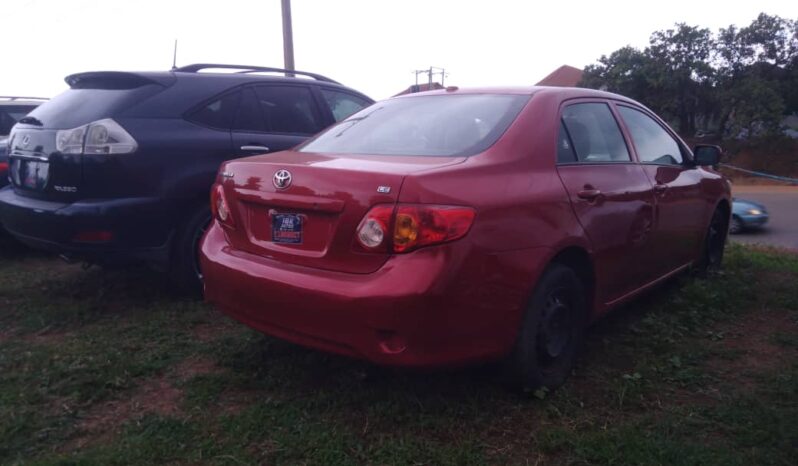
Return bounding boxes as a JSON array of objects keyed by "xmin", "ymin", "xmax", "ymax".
[
  {"xmin": 653, "ymin": 183, "xmax": 668, "ymax": 194},
  {"xmin": 577, "ymin": 188, "xmax": 602, "ymax": 201},
  {"xmin": 240, "ymin": 145, "xmax": 270, "ymax": 152}
]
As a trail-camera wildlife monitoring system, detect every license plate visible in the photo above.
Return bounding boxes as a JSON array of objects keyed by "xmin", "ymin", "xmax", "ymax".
[
  {"xmin": 15, "ymin": 160, "xmax": 50, "ymax": 190},
  {"xmin": 272, "ymin": 213, "xmax": 303, "ymax": 244}
]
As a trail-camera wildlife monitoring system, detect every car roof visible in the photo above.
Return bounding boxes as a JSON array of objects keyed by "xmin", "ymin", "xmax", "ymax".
[
  {"xmin": 394, "ymin": 85, "xmax": 640, "ymax": 104},
  {"xmin": 65, "ymin": 64, "xmax": 362, "ymax": 94}
]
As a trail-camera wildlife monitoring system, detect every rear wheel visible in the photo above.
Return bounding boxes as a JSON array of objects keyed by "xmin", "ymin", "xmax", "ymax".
[
  {"xmin": 170, "ymin": 206, "xmax": 212, "ymax": 297},
  {"xmin": 696, "ymin": 207, "xmax": 728, "ymax": 275},
  {"xmin": 505, "ymin": 264, "xmax": 587, "ymax": 392}
]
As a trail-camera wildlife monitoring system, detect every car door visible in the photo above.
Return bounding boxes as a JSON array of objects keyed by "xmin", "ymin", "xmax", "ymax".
[
  {"xmin": 231, "ymin": 84, "xmax": 324, "ymax": 157},
  {"xmin": 555, "ymin": 101, "xmax": 658, "ymax": 305},
  {"xmin": 615, "ymin": 104, "xmax": 707, "ymax": 275}
]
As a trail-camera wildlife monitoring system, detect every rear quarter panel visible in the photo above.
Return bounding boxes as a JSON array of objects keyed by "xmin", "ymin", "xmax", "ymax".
[{"xmin": 395, "ymin": 91, "xmax": 590, "ymax": 352}]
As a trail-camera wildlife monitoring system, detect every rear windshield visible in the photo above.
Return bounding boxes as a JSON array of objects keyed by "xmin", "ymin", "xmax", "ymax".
[
  {"xmin": 299, "ymin": 94, "xmax": 530, "ymax": 157},
  {"xmin": 25, "ymin": 84, "xmax": 165, "ymax": 129}
]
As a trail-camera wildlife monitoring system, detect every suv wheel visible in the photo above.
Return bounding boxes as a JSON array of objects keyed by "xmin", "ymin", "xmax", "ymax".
[
  {"xmin": 170, "ymin": 206, "xmax": 211, "ymax": 297},
  {"xmin": 505, "ymin": 263, "xmax": 587, "ymax": 392}
]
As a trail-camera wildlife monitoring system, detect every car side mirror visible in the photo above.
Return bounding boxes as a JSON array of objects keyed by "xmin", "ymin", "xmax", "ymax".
[{"xmin": 693, "ymin": 145, "xmax": 722, "ymax": 166}]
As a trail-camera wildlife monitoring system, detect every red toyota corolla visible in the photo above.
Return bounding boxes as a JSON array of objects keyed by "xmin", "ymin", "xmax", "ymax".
[{"xmin": 200, "ymin": 87, "xmax": 730, "ymax": 390}]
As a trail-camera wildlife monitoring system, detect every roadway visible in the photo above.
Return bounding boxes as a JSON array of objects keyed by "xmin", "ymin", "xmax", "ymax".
[{"xmin": 730, "ymin": 185, "xmax": 798, "ymax": 250}]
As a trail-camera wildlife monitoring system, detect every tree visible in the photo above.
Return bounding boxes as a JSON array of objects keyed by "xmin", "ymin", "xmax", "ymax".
[{"xmin": 579, "ymin": 13, "xmax": 798, "ymax": 140}]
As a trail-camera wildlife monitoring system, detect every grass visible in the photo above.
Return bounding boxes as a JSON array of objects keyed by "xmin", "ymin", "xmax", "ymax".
[{"xmin": 1, "ymin": 236, "xmax": 796, "ymax": 465}]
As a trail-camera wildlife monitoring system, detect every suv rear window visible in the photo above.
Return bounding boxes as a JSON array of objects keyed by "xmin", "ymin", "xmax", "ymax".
[
  {"xmin": 299, "ymin": 94, "xmax": 529, "ymax": 157},
  {"xmin": 26, "ymin": 85, "xmax": 165, "ymax": 129}
]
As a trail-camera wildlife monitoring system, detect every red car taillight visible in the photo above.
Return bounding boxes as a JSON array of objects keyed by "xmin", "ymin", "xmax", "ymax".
[
  {"xmin": 210, "ymin": 184, "xmax": 235, "ymax": 228},
  {"xmin": 356, "ymin": 204, "xmax": 475, "ymax": 253}
]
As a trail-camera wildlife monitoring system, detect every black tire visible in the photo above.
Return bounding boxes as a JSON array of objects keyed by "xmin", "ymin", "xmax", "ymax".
[
  {"xmin": 729, "ymin": 215, "xmax": 743, "ymax": 235},
  {"xmin": 169, "ymin": 206, "xmax": 212, "ymax": 297},
  {"xmin": 505, "ymin": 264, "xmax": 587, "ymax": 392},
  {"xmin": 696, "ymin": 207, "xmax": 728, "ymax": 275}
]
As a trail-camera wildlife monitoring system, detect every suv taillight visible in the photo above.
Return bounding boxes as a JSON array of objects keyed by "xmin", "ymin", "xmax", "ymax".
[
  {"xmin": 356, "ymin": 204, "xmax": 475, "ymax": 253},
  {"xmin": 210, "ymin": 184, "xmax": 235, "ymax": 228},
  {"xmin": 56, "ymin": 118, "xmax": 137, "ymax": 155}
]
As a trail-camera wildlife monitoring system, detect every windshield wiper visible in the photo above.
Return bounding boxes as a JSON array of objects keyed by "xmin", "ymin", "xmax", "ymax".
[{"xmin": 18, "ymin": 116, "xmax": 44, "ymax": 126}]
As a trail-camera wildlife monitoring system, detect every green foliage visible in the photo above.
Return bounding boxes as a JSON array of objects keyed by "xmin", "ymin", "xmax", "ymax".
[{"xmin": 580, "ymin": 13, "xmax": 798, "ymax": 140}]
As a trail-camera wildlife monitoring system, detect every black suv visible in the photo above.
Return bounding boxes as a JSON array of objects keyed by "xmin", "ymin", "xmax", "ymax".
[{"xmin": 0, "ymin": 64, "xmax": 373, "ymax": 292}]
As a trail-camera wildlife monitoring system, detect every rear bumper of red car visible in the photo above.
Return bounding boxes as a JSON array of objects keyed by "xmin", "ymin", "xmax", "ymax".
[{"xmin": 200, "ymin": 222, "xmax": 544, "ymax": 367}]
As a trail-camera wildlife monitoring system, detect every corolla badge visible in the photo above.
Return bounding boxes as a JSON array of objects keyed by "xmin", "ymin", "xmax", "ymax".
[
  {"xmin": 273, "ymin": 169, "xmax": 292, "ymax": 189},
  {"xmin": 21, "ymin": 135, "xmax": 31, "ymax": 148}
]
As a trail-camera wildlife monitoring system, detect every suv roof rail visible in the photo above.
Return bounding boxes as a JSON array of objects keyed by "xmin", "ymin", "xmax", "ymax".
[
  {"xmin": 173, "ymin": 63, "xmax": 339, "ymax": 84},
  {"xmin": 0, "ymin": 96, "xmax": 49, "ymax": 101}
]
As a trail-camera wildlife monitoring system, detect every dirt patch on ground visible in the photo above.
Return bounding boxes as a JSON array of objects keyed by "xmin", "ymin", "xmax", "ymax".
[
  {"xmin": 705, "ymin": 310, "xmax": 797, "ymax": 390},
  {"xmin": 174, "ymin": 355, "xmax": 224, "ymax": 379},
  {"xmin": 191, "ymin": 321, "xmax": 232, "ymax": 342},
  {"xmin": 65, "ymin": 376, "xmax": 182, "ymax": 451},
  {"xmin": 64, "ymin": 356, "xmax": 224, "ymax": 452}
]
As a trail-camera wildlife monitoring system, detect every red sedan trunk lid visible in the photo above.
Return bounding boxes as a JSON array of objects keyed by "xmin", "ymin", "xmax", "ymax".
[{"xmin": 219, "ymin": 150, "xmax": 465, "ymax": 274}]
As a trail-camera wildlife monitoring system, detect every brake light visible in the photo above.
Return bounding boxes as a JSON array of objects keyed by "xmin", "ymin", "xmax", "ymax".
[
  {"xmin": 356, "ymin": 204, "xmax": 475, "ymax": 253},
  {"xmin": 73, "ymin": 230, "xmax": 114, "ymax": 243},
  {"xmin": 0, "ymin": 162, "xmax": 7, "ymax": 173},
  {"xmin": 56, "ymin": 118, "xmax": 137, "ymax": 155},
  {"xmin": 393, "ymin": 205, "xmax": 475, "ymax": 252},
  {"xmin": 210, "ymin": 184, "xmax": 235, "ymax": 228}
]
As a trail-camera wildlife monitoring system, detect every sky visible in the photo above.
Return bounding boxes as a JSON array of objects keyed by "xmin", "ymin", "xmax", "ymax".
[{"xmin": 2, "ymin": 0, "xmax": 797, "ymax": 101}]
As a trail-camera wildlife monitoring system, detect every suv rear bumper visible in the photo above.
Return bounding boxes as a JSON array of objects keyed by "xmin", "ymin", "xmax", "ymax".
[{"xmin": 0, "ymin": 188, "xmax": 174, "ymax": 264}]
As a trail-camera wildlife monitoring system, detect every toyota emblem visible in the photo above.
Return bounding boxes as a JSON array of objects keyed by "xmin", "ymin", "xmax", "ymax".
[
  {"xmin": 21, "ymin": 135, "xmax": 31, "ymax": 148},
  {"xmin": 273, "ymin": 169, "xmax": 292, "ymax": 189}
]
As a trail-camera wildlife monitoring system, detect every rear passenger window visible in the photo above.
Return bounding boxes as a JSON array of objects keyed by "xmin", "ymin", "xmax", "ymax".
[
  {"xmin": 321, "ymin": 89, "xmax": 371, "ymax": 122},
  {"xmin": 255, "ymin": 85, "xmax": 322, "ymax": 134},
  {"xmin": 234, "ymin": 87, "xmax": 266, "ymax": 132},
  {"xmin": 557, "ymin": 121, "xmax": 577, "ymax": 163},
  {"xmin": 617, "ymin": 106, "xmax": 683, "ymax": 165},
  {"xmin": 187, "ymin": 91, "xmax": 240, "ymax": 129},
  {"xmin": 561, "ymin": 103, "xmax": 630, "ymax": 163}
]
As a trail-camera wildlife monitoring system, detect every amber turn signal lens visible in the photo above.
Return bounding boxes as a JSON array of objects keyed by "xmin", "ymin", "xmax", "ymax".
[{"xmin": 393, "ymin": 205, "xmax": 475, "ymax": 253}]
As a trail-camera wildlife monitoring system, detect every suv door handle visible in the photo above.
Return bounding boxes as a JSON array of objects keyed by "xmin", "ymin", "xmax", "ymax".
[
  {"xmin": 240, "ymin": 145, "xmax": 270, "ymax": 152},
  {"xmin": 577, "ymin": 188, "xmax": 602, "ymax": 200},
  {"xmin": 653, "ymin": 183, "xmax": 668, "ymax": 194}
]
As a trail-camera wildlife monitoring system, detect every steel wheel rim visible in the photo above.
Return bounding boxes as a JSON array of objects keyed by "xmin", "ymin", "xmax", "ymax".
[{"xmin": 537, "ymin": 287, "xmax": 574, "ymax": 365}]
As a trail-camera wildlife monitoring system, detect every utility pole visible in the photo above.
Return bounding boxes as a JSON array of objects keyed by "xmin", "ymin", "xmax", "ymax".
[
  {"xmin": 413, "ymin": 67, "xmax": 447, "ymax": 89},
  {"xmin": 281, "ymin": 0, "xmax": 295, "ymax": 75}
]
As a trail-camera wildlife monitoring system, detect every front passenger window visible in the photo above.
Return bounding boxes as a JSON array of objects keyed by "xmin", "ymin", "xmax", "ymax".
[
  {"xmin": 561, "ymin": 103, "xmax": 630, "ymax": 163},
  {"xmin": 617, "ymin": 106, "xmax": 683, "ymax": 165}
]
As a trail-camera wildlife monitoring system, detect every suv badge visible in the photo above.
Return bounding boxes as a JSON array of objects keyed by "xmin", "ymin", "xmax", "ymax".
[
  {"xmin": 21, "ymin": 135, "xmax": 31, "ymax": 148},
  {"xmin": 273, "ymin": 169, "xmax": 292, "ymax": 189}
]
